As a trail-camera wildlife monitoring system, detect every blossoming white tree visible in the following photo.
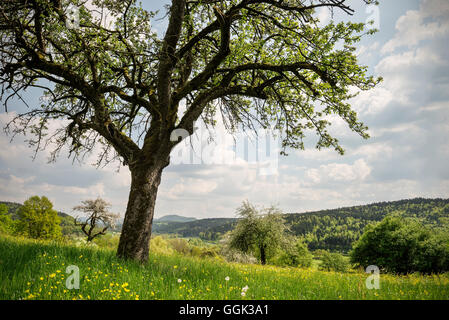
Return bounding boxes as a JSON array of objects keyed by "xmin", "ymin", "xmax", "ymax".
[{"xmin": 73, "ymin": 198, "xmax": 120, "ymax": 242}]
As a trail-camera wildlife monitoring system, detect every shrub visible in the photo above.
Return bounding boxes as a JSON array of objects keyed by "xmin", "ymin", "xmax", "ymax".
[
  {"xmin": 150, "ymin": 236, "xmax": 174, "ymax": 255},
  {"xmin": 219, "ymin": 245, "xmax": 258, "ymax": 264},
  {"xmin": 319, "ymin": 251, "xmax": 349, "ymax": 272},
  {"xmin": 169, "ymin": 238, "xmax": 190, "ymax": 255},
  {"xmin": 199, "ymin": 247, "xmax": 219, "ymax": 258},
  {"xmin": 272, "ymin": 238, "xmax": 313, "ymax": 268},
  {"xmin": 93, "ymin": 233, "xmax": 120, "ymax": 249},
  {"xmin": 189, "ymin": 245, "xmax": 219, "ymax": 259},
  {"xmin": 190, "ymin": 246, "xmax": 202, "ymax": 257}
]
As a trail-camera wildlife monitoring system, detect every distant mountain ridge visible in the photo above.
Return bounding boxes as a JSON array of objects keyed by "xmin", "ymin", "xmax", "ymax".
[{"xmin": 155, "ymin": 215, "xmax": 197, "ymax": 223}]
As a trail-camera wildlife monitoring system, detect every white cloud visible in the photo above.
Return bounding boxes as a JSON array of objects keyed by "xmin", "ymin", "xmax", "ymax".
[
  {"xmin": 352, "ymin": 143, "xmax": 393, "ymax": 161},
  {"xmin": 371, "ymin": 122, "xmax": 424, "ymax": 138},
  {"xmin": 166, "ymin": 178, "xmax": 218, "ymax": 199},
  {"xmin": 357, "ymin": 42, "xmax": 380, "ymax": 58},
  {"xmin": 305, "ymin": 159, "xmax": 372, "ymax": 184},
  {"xmin": 382, "ymin": 0, "xmax": 449, "ymax": 54},
  {"xmin": 317, "ymin": 7, "xmax": 331, "ymax": 26},
  {"xmin": 351, "ymin": 86, "xmax": 394, "ymax": 115}
]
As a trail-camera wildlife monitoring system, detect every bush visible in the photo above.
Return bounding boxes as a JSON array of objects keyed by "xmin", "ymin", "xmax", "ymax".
[
  {"xmin": 350, "ymin": 215, "xmax": 449, "ymax": 274},
  {"xmin": 272, "ymin": 239, "xmax": 313, "ymax": 268},
  {"xmin": 169, "ymin": 238, "xmax": 190, "ymax": 255},
  {"xmin": 318, "ymin": 251, "xmax": 349, "ymax": 272},
  {"xmin": 219, "ymin": 245, "xmax": 258, "ymax": 264},
  {"xmin": 150, "ymin": 236, "xmax": 174, "ymax": 255},
  {"xmin": 189, "ymin": 245, "xmax": 219, "ymax": 259},
  {"xmin": 199, "ymin": 247, "xmax": 219, "ymax": 258},
  {"xmin": 93, "ymin": 233, "xmax": 120, "ymax": 249}
]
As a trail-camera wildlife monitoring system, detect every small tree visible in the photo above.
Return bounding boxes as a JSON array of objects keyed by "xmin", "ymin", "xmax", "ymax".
[
  {"xmin": 16, "ymin": 196, "xmax": 62, "ymax": 240},
  {"xmin": 228, "ymin": 201, "xmax": 288, "ymax": 265},
  {"xmin": 73, "ymin": 198, "xmax": 120, "ymax": 242}
]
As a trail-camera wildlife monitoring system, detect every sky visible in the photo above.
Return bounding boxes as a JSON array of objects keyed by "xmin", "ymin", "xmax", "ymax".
[{"xmin": 1, "ymin": 0, "xmax": 448, "ymax": 219}]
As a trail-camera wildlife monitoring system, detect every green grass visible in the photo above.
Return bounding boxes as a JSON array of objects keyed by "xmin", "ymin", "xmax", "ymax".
[{"xmin": 1, "ymin": 235, "xmax": 448, "ymax": 300}]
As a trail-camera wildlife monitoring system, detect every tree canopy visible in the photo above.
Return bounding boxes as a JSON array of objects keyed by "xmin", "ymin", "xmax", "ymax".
[
  {"xmin": 0, "ymin": 203, "xmax": 14, "ymax": 234},
  {"xmin": 350, "ymin": 215, "xmax": 449, "ymax": 274},
  {"xmin": 228, "ymin": 201, "xmax": 288, "ymax": 264},
  {"xmin": 16, "ymin": 195, "xmax": 62, "ymax": 240},
  {"xmin": 1, "ymin": 0, "xmax": 380, "ymax": 163}
]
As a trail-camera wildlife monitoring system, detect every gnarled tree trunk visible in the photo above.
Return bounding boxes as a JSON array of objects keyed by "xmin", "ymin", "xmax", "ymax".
[{"xmin": 116, "ymin": 159, "xmax": 168, "ymax": 263}]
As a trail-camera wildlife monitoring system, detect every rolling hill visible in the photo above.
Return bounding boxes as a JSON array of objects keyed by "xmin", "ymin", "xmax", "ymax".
[{"xmin": 155, "ymin": 215, "xmax": 197, "ymax": 223}]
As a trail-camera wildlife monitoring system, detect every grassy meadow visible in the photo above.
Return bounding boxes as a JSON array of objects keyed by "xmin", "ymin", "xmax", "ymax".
[{"xmin": 1, "ymin": 235, "xmax": 448, "ymax": 300}]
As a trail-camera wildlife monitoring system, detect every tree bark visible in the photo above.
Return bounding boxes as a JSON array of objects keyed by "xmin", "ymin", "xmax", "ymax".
[
  {"xmin": 260, "ymin": 245, "xmax": 267, "ymax": 265},
  {"xmin": 116, "ymin": 161, "xmax": 167, "ymax": 263}
]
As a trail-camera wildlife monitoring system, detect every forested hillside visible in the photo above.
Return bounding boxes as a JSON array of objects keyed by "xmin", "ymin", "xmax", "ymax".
[
  {"xmin": 153, "ymin": 218, "xmax": 236, "ymax": 241},
  {"xmin": 286, "ymin": 198, "xmax": 449, "ymax": 252},
  {"xmin": 153, "ymin": 198, "xmax": 449, "ymax": 252}
]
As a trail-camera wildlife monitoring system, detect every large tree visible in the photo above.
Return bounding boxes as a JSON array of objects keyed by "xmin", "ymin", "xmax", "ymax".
[{"xmin": 0, "ymin": 0, "xmax": 381, "ymax": 262}]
